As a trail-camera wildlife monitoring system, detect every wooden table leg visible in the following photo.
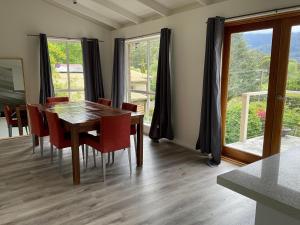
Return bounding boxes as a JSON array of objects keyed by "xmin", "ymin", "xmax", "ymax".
[
  {"xmin": 71, "ymin": 126, "xmax": 80, "ymax": 185},
  {"xmin": 136, "ymin": 116, "xmax": 144, "ymax": 167}
]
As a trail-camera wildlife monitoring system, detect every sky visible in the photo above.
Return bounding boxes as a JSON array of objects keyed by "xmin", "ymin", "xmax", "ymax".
[{"xmin": 246, "ymin": 25, "xmax": 300, "ymax": 34}]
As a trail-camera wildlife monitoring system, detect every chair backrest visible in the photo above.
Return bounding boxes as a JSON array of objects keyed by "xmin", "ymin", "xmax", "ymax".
[
  {"xmin": 97, "ymin": 98, "xmax": 112, "ymax": 107},
  {"xmin": 99, "ymin": 113, "xmax": 131, "ymax": 152},
  {"xmin": 45, "ymin": 110, "xmax": 65, "ymax": 146},
  {"xmin": 46, "ymin": 96, "xmax": 69, "ymax": 104},
  {"xmin": 27, "ymin": 104, "xmax": 46, "ymax": 136},
  {"xmin": 122, "ymin": 102, "xmax": 137, "ymax": 113},
  {"xmin": 3, "ymin": 105, "xmax": 13, "ymax": 125}
]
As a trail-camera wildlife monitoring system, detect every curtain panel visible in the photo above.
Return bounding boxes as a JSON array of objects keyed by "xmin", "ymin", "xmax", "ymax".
[
  {"xmin": 196, "ymin": 17, "xmax": 225, "ymax": 166},
  {"xmin": 82, "ymin": 38, "xmax": 104, "ymax": 102},
  {"xmin": 149, "ymin": 28, "xmax": 174, "ymax": 141},
  {"xmin": 111, "ymin": 38, "xmax": 125, "ymax": 108},
  {"xmin": 39, "ymin": 33, "xmax": 54, "ymax": 104}
]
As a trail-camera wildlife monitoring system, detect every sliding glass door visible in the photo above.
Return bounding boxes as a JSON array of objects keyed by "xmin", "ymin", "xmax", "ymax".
[{"xmin": 221, "ymin": 13, "xmax": 300, "ymax": 163}]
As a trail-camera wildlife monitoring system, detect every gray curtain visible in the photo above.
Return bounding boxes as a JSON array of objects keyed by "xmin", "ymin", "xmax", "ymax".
[
  {"xmin": 149, "ymin": 28, "xmax": 174, "ymax": 141},
  {"xmin": 82, "ymin": 38, "xmax": 104, "ymax": 102},
  {"xmin": 196, "ymin": 17, "xmax": 225, "ymax": 166},
  {"xmin": 111, "ymin": 38, "xmax": 125, "ymax": 108},
  {"xmin": 39, "ymin": 33, "xmax": 54, "ymax": 104}
]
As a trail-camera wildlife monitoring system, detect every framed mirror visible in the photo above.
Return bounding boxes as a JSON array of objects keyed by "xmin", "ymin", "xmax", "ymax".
[{"xmin": 0, "ymin": 58, "xmax": 28, "ymax": 139}]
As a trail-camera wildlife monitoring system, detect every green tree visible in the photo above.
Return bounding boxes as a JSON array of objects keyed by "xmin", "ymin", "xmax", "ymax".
[{"xmin": 228, "ymin": 33, "xmax": 268, "ymax": 99}]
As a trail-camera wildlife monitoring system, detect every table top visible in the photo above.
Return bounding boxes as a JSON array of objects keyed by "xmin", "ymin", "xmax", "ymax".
[
  {"xmin": 39, "ymin": 101, "xmax": 143, "ymax": 125},
  {"xmin": 217, "ymin": 149, "xmax": 300, "ymax": 219}
]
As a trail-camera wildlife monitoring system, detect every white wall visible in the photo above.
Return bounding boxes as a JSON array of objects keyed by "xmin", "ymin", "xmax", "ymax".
[
  {"xmin": 0, "ymin": 0, "xmax": 112, "ymax": 103},
  {"xmin": 111, "ymin": 0, "xmax": 300, "ymax": 149}
]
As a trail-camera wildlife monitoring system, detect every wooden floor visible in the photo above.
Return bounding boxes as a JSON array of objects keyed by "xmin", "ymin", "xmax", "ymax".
[{"xmin": 0, "ymin": 136, "xmax": 255, "ymax": 225}]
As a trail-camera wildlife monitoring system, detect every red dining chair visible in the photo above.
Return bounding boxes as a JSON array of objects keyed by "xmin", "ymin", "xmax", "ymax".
[
  {"xmin": 4, "ymin": 105, "xmax": 28, "ymax": 137},
  {"xmin": 122, "ymin": 102, "xmax": 137, "ymax": 149},
  {"xmin": 97, "ymin": 98, "xmax": 112, "ymax": 107},
  {"xmin": 108, "ymin": 102, "xmax": 137, "ymax": 164},
  {"xmin": 84, "ymin": 113, "xmax": 131, "ymax": 181},
  {"xmin": 46, "ymin": 96, "xmax": 69, "ymax": 104},
  {"xmin": 27, "ymin": 104, "xmax": 50, "ymax": 156},
  {"xmin": 45, "ymin": 110, "xmax": 86, "ymax": 170}
]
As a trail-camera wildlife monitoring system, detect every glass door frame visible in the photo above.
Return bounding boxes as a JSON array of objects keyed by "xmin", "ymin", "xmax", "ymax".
[
  {"xmin": 268, "ymin": 15, "xmax": 300, "ymax": 156},
  {"xmin": 221, "ymin": 12, "xmax": 300, "ymax": 163}
]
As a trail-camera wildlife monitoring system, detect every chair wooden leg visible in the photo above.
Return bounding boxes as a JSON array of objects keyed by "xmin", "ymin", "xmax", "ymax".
[
  {"xmin": 127, "ymin": 147, "xmax": 132, "ymax": 176},
  {"xmin": 39, "ymin": 137, "xmax": 44, "ymax": 157},
  {"xmin": 93, "ymin": 149, "xmax": 96, "ymax": 167},
  {"xmin": 50, "ymin": 144, "xmax": 54, "ymax": 163},
  {"xmin": 85, "ymin": 145, "xmax": 89, "ymax": 168},
  {"xmin": 25, "ymin": 126, "xmax": 29, "ymax": 135},
  {"xmin": 101, "ymin": 153, "xmax": 106, "ymax": 182},
  {"xmin": 32, "ymin": 134, "xmax": 35, "ymax": 153}
]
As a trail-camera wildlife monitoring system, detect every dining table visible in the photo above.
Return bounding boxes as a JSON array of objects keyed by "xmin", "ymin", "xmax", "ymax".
[{"xmin": 39, "ymin": 101, "xmax": 144, "ymax": 185}]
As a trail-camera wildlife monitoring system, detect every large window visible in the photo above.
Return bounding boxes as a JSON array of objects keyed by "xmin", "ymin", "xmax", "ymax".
[
  {"xmin": 126, "ymin": 36, "xmax": 160, "ymax": 125},
  {"xmin": 48, "ymin": 39, "xmax": 85, "ymax": 101}
]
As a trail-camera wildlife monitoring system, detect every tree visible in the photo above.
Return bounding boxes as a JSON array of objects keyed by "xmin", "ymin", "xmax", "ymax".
[{"xmin": 228, "ymin": 33, "xmax": 268, "ymax": 99}]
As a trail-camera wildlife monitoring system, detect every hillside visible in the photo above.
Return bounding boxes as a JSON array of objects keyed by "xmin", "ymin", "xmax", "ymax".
[{"xmin": 243, "ymin": 31, "xmax": 300, "ymax": 62}]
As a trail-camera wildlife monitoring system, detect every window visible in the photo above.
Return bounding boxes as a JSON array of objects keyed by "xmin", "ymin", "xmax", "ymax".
[
  {"xmin": 126, "ymin": 35, "xmax": 160, "ymax": 125},
  {"xmin": 221, "ymin": 13, "xmax": 300, "ymax": 163},
  {"xmin": 48, "ymin": 39, "xmax": 85, "ymax": 101}
]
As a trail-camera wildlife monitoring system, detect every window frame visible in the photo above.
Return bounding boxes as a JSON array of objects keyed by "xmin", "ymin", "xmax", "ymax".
[
  {"xmin": 48, "ymin": 38, "xmax": 85, "ymax": 101},
  {"xmin": 125, "ymin": 34, "xmax": 160, "ymax": 125}
]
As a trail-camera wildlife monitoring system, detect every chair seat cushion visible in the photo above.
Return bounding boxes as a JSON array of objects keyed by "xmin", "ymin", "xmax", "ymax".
[
  {"xmin": 83, "ymin": 133, "xmax": 130, "ymax": 153},
  {"xmin": 10, "ymin": 119, "xmax": 18, "ymax": 127},
  {"xmin": 54, "ymin": 132, "xmax": 87, "ymax": 149}
]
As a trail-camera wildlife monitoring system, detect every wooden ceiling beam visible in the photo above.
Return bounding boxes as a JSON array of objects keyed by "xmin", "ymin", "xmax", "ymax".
[
  {"xmin": 137, "ymin": 0, "xmax": 171, "ymax": 16},
  {"xmin": 91, "ymin": 0, "xmax": 143, "ymax": 24}
]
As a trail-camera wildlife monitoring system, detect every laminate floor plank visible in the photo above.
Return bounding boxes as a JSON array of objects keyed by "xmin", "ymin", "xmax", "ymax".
[{"xmin": 0, "ymin": 136, "xmax": 255, "ymax": 225}]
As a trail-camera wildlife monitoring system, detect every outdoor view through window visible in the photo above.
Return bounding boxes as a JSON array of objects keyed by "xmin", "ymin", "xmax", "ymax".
[
  {"xmin": 126, "ymin": 36, "xmax": 160, "ymax": 125},
  {"xmin": 48, "ymin": 39, "xmax": 85, "ymax": 101},
  {"xmin": 225, "ymin": 26, "xmax": 300, "ymax": 156}
]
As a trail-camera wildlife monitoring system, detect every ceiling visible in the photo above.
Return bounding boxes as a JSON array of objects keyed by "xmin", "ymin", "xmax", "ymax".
[{"xmin": 45, "ymin": 0, "xmax": 228, "ymax": 30}]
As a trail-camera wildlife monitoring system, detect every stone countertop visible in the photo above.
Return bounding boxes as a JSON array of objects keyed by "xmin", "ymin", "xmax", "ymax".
[{"xmin": 217, "ymin": 149, "xmax": 300, "ymax": 219}]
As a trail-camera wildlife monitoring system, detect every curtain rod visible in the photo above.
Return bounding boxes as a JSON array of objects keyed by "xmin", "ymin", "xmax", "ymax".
[
  {"xmin": 27, "ymin": 34, "xmax": 104, "ymax": 43},
  {"xmin": 225, "ymin": 4, "xmax": 300, "ymax": 21},
  {"xmin": 125, "ymin": 32, "xmax": 160, "ymax": 41}
]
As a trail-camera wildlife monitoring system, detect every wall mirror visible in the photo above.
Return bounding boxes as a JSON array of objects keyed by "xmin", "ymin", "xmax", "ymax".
[{"xmin": 0, "ymin": 58, "xmax": 28, "ymax": 139}]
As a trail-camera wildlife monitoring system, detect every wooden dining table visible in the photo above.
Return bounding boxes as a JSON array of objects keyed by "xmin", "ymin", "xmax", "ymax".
[{"xmin": 39, "ymin": 101, "xmax": 144, "ymax": 185}]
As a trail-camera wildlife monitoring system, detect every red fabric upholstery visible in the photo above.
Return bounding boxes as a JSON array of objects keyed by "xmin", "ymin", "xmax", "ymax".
[
  {"xmin": 122, "ymin": 102, "xmax": 137, "ymax": 135},
  {"xmin": 4, "ymin": 105, "xmax": 28, "ymax": 127},
  {"xmin": 4, "ymin": 105, "xmax": 17, "ymax": 126},
  {"xmin": 27, "ymin": 104, "xmax": 49, "ymax": 137},
  {"xmin": 97, "ymin": 98, "xmax": 112, "ymax": 107},
  {"xmin": 45, "ymin": 110, "xmax": 86, "ymax": 149},
  {"xmin": 46, "ymin": 97, "xmax": 69, "ymax": 104},
  {"xmin": 45, "ymin": 111, "xmax": 69, "ymax": 149},
  {"xmin": 84, "ymin": 113, "xmax": 131, "ymax": 153}
]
